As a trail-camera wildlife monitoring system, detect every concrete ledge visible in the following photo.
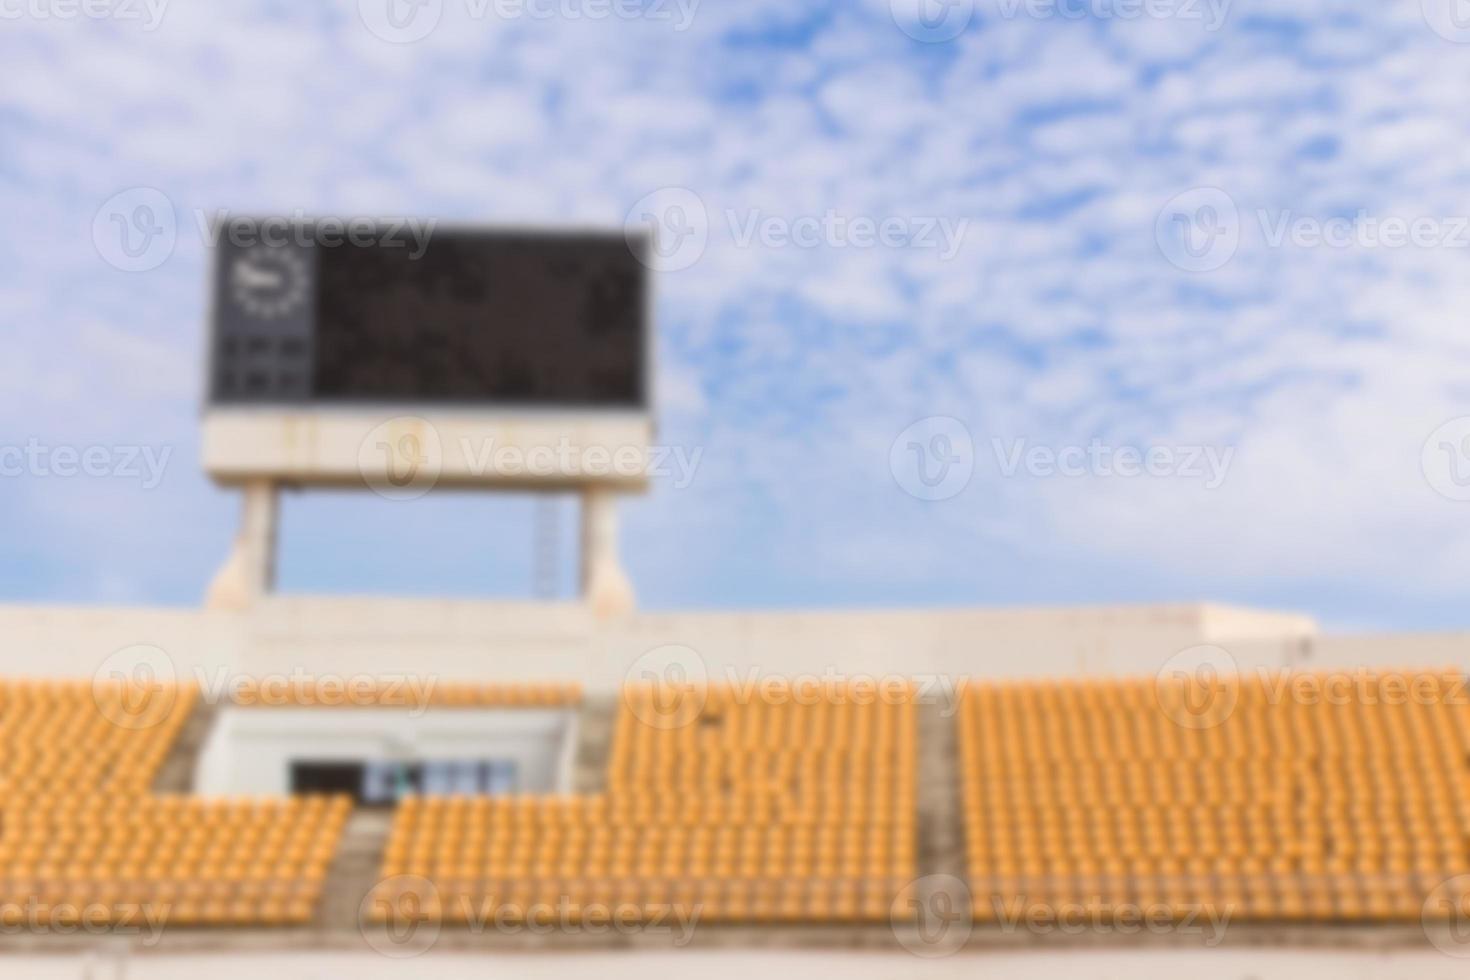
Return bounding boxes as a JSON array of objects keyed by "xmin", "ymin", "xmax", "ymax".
[{"xmin": 202, "ymin": 409, "xmax": 653, "ymax": 490}]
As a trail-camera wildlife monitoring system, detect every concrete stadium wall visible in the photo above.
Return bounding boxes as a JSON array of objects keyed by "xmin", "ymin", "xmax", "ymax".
[
  {"xmin": 194, "ymin": 706, "xmax": 578, "ymax": 796},
  {"xmin": 0, "ymin": 598, "xmax": 1461, "ymax": 692}
]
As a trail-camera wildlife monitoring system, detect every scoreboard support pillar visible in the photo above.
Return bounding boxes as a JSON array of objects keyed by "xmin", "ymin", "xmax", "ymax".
[
  {"xmin": 205, "ymin": 479, "xmax": 279, "ymax": 611},
  {"xmin": 581, "ymin": 487, "xmax": 635, "ymax": 618}
]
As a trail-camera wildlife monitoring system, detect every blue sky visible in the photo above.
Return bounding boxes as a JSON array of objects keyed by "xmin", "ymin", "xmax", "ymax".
[{"xmin": 3, "ymin": 0, "xmax": 1470, "ymax": 631}]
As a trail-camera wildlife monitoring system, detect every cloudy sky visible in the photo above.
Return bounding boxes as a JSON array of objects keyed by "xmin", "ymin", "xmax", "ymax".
[{"xmin": 3, "ymin": 0, "xmax": 1470, "ymax": 631}]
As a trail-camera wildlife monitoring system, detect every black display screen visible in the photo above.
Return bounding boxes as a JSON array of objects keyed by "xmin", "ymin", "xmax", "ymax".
[{"xmin": 209, "ymin": 226, "xmax": 648, "ymax": 408}]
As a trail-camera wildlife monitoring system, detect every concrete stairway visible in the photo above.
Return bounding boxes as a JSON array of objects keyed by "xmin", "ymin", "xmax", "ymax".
[
  {"xmin": 151, "ymin": 701, "xmax": 218, "ymax": 793},
  {"xmin": 570, "ymin": 695, "xmax": 617, "ymax": 793},
  {"xmin": 917, "ymin": 698, "xmax": 964, "ymax": 878},
  {"xmin": 319, "ymin": 808, "xmax": 396, "ymax": 933}
]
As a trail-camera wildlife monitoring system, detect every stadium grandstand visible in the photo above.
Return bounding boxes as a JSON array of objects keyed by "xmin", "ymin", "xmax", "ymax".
[{"xmin": 1, "ymin": 601, "xmax": 1469, "ymax": 980}]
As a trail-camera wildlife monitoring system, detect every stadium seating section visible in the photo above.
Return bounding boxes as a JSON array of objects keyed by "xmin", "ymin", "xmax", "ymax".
[
  {"xmin": 0, "ymin": 678, "xmax": 348, "ymax": 928},
  {"xmin": 1, "ymin": 679, "xmax": 195, "ymax": 800},
  {"xmin": 0, "ymin": 796, "xmax": 349, "ymax": 925},
  {"xmin": 372, "ymin": 682, "xmax": 918, "ymax": 924},
  {"xmin": 6, "ymin": 669, "xmax": 1470, "ymax": 934},
  {"xmin": 958, "ymin": 670, "xmax": 1470, "ymax": 923}
]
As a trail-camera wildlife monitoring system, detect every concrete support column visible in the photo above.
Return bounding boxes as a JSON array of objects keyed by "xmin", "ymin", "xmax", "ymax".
[
  {"xmin": 580, "ymin": 487, "xmax": 634, "ymax": 618},
  {"xmin": 205, "ymin": 479, "xmax": 278, "ymax": 610}
]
